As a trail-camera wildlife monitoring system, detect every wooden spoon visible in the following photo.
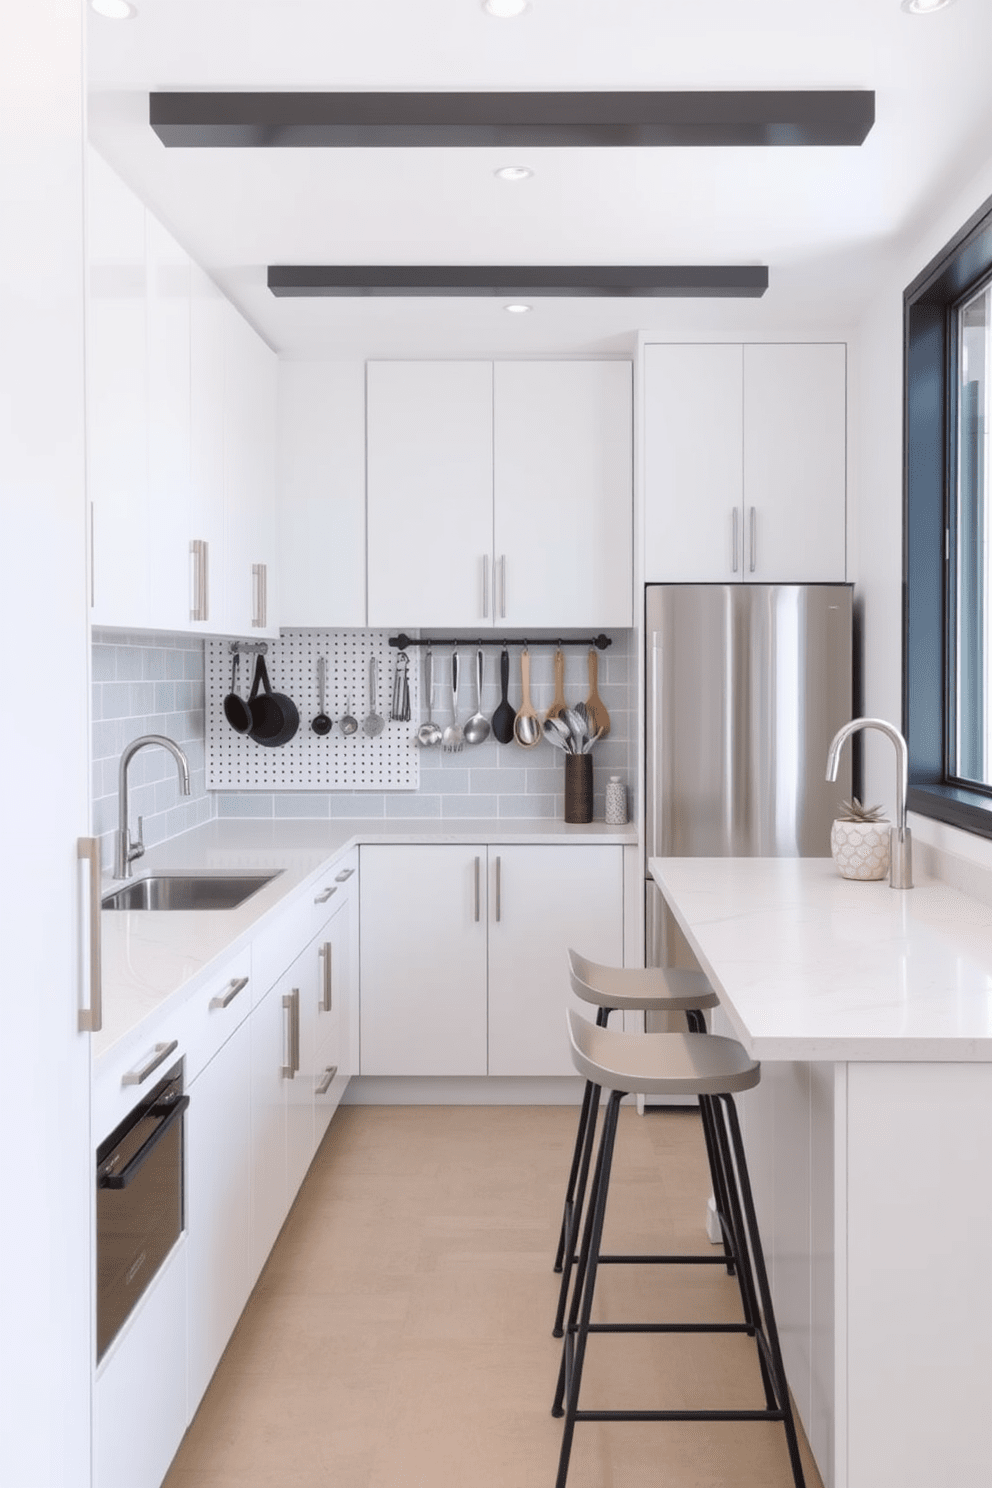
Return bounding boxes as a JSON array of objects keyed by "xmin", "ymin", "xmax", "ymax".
[
  {"xmin": 545, "ymin": 647, "xmax": 568, "ymax": 723},
  {"xmin": 584, "ymin": 648, "xmax": 610, "ymax": 738},
  {"xmin": 514, "ymin": 647, "xmax": 541, "ymax": 748}
]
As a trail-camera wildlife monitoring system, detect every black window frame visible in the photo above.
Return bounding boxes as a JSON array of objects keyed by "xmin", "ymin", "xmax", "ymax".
[{"xmin": 904, "ymin": 189, "xmax": 992, "ymax": 838}]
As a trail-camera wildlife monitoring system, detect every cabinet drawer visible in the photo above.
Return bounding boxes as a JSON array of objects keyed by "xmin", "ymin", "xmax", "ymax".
[
  {"xmin": 251, "ymin": 851, "xmax": 358, "ymax": 1000},
  {"xmin": 184, "ymin": 947, "xmax": 252, "ymax": 1085},
  {"xmin": 93, "ymin": 1010, "xmax": 193, "ymax": 1144}
]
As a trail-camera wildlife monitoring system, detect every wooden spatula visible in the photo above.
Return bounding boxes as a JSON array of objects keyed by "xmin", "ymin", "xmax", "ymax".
[{"xmin": 584, "ymin": 648, "xmax": 610, "ymax": 738}]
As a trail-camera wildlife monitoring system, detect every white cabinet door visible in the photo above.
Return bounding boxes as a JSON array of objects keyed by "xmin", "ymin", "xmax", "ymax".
[
  {"xmin": 366, "ymin": 361, "xmax": 494, "ymax": 628},
  {"xmin": 643, "ymin": 344, "xmax": 744, "ymax": 582},
  {"xmin": 277, "ymin": 361, "xmax": 366, "ymax": 627},
  {"xmin": 145, "ymin": 213, "xmax": 192, "ymax": 631},
  {"xmin": 249, "ymin": 977, "xmax": 290, "ymax": 1286},
  {"xmin": 186, "ymin": 1017, "xmax": 252, "ymax": 1414},
  {"xmin": 743, "ymin": 343, "xmax": 847, "ymax": 582},
  {"xmin": 189, "ymin": 263, "xmax": 228, "ymax": 631},
  {"xmin": 313, "ymin": 897, "xmax": 351, "ymax": 1146},
  {"xmin": 487, "ymin": 846, "xmax": 624, "ymax": 1077},
  {"xmin": 86, "ymin": 147, "xmax": 150, "ymax": 628},
  {"xmin": 494, "ymin": 362, "xmax": 633, "ymax": 627},
  {"xmin": 359, "ymin": 845, "xmax": 489, "ymax": 1075},
  {"xmin": 224, "ymin": 306, "xmax": 279, "ymax": 636}
]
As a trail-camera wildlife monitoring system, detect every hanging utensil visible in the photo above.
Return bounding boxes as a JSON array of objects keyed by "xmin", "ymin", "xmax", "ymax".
[
  {"xmin": 416, "ymin": 646, "xmax": 442, "ymax": 748},
  {"xmin": 545, "ymin": 647, "xmax": 568, "ymax": 724},
  {"xmin": 363, "ymin": 656, "xmax": 384, "ymax": 737},
  {"xmin": 340, "ymin": 697, "xmax": 358, "ymax": 736},
  {"xmin": 492, "ymin": 645, "xmax": 515, "ymax": 745},
  {"xmin": 247, "ymin": 655, "xmax": 300, "ymax": 748},
  {"xmin": 311, "ymin": 656, "xmax": 332, "ymax": 735},
  {"xmin": 513, "ymin": 647, "xmax": 541, "ymax": 749},
  {"xmin": 390, "ymin": 651, "xmax": 411, "ymax": 722},
  {"xmin": 223, "ymin": 652, "xmax": 252, "ymax": 733},
  {"xmin": 585, "ymin": 648, "xmax": 611, "ymax": 738},
  {"xmin": 464, "ymin": 647, "xmax": 490, "ymax": 746},
  {"xmin": 441, "ymin": 649, "xmax": 464, "ymax": 753}
]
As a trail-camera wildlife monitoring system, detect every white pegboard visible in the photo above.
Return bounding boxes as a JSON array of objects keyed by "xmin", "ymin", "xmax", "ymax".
[{"xmin": 206, "ymin": 631, "xmax": 419, "ymax": 791}]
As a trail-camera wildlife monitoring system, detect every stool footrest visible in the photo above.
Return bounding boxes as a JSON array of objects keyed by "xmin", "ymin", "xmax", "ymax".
[
  {"xmin": 585, "ymin": 1321, "xmax": 754, "ymax": 1335},
  {"xmin": 573, "ymin": 1408, "xmax": 788, "ymax": 1424},
  {"xmin": 597, "ymin": 1251, "xmax": 732, "ymax": 1266}
]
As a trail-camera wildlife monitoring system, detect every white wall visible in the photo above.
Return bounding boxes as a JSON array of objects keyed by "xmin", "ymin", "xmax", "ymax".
[{"xmin": 853, "ymin": 152, "xmax": 992, "ymax": 867}]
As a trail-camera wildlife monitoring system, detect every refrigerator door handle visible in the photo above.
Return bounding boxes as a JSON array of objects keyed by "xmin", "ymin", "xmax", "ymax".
[{"xmin": 731, "ymin": 507, "xmax": 739, "ymax": 574}]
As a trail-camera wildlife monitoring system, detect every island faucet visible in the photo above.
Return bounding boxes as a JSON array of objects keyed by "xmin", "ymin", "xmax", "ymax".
[
  {"xmin": 825, "ymin": 717, "xmax": 913, "ymax": 889},
  {"xmin": 115, "ymin": 734, "xmax": 191, "ymax": 880}
]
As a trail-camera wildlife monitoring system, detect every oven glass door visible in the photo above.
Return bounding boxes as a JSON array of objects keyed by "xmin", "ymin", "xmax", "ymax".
[{"xmin": 96, "ymin": 1065, "xmax": 187, "ymax": 1362}]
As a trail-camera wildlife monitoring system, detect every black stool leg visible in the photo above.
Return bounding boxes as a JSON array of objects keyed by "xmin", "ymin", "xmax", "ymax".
[
  {"xmin": 553, "ymin": 1009, "xmax": 610, "ymax": 1274},
  {"xmin": 552, "ymin": 1009, "xmax": 610, "ymax": 1338},
  {"xmin": 553, "ymin": 1090, "xmax": 624, "ymax": 1488}
]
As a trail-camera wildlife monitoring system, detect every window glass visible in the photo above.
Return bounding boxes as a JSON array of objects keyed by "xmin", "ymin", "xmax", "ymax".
[{"xmin": 955, "ymin": 280, "xmax": 992, "ymax": 785}]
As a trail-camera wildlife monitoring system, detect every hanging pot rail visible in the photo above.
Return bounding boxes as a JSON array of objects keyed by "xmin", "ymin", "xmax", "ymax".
[{"xmin": 388, "ymin": 632, "xmax": 612, "ymax": 652}]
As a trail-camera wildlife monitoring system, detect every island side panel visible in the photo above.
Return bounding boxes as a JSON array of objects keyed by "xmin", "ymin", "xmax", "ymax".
[{"xmin": 846, "ymin": 1061, "xmax": 992, "ymax": 1488}]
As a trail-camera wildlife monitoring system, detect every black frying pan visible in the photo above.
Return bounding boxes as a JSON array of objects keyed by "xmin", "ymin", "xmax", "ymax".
[
  {"xmin": 223, "ymin": 654, "xmax": 252, "ymax": 733},
  {"xmin": 248, "ymin": 656, "xmax": 299, "ymax": 747}
]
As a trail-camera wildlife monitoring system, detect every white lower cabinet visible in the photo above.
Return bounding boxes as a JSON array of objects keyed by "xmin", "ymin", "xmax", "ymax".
[
  {"xmin": 186, "ymin": 1016, "xmax": 252, "ymax": 1414},
  {"xmin": 359, "ymin": 843, "xmax": 623, "ymax": 1077},
  {"xmin": 92, "ymin": 1242, "xmax": 188, "ymax": 1488}
]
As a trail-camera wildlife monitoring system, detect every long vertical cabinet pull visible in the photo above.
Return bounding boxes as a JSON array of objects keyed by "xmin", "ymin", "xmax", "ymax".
[
  {"xmin": 282, "ymin": 988, "xmax": 300, "ymax": 1077},
  {"xmin": 319, "ymin": 941, "xmax": 333, "ymax": 1012},
  {"xmin": 473, "ymin": 856, "xmax": 481, "ymax": 922},
  {"xmin": 749, "ymin": 507, "xmax": 757, "ymax": 573},
  {"xmin": 252, "ymin": 562, "xmax": 267, "ymax": 629},
  {"xmin": 731, "ymin": 508, "xmax": 740, "ymax": 574},
  {"xmin": 77, "ymin": 837, "xmax": 103, "ymax": 1033},
  {"xmin": 494, "ymin": 855, "xmax": 502, "ymax": 924},
  {"xmin": 481, "ymin": 557, "xmax": 490, "ymax": 619},
  {"xmin": 498, "ymin": 555, "xmax": 507, "ymax": 618},
  {"xmin": 190, "ymin": 538, "xmax": 209, "ymax": 622}
]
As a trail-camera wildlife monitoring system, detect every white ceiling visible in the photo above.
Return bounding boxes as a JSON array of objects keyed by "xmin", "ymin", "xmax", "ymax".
[{"xmin": 86, "ymin": 0, "xmax": 992, "ymax": 359}]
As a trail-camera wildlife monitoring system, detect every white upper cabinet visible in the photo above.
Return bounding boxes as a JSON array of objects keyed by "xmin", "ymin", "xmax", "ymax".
[
  {"xmin": 366, "ymin": 361, "xmax": 494, "ymax": 628},
  {"xmin": 277, "ymin": 362, "xmax": 367, "ymax": 627},
  {"xmin": 644, "ymin": 342, "xmax": 847, "ymax": 583},
  {"xmin": 366, "ymin": 359, "xmax": 633, "ymax": 629},
  {"xmin": 493, "ymin": 362, "xmax": 633, "ymax": 628},
  {"xmin": 85, "ymin": 147, "xmax": 278, "ymax": 636}
]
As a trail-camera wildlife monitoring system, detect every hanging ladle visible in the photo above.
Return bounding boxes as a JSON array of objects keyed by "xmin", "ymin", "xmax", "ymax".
[{"xmin": 311, "ymin": 656, "xmax": 332, "ymax": 735}]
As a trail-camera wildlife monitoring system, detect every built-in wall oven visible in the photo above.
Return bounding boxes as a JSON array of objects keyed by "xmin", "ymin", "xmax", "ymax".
[{"xmin": 95, "ymin": 1057, "xmax": 188, "ymax": 1362}]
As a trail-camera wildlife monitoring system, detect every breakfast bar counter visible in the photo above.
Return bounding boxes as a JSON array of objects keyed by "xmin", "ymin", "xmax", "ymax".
[{"xmin": 649, "ymin": 856, "xmax": 992, "ymax": 1488}]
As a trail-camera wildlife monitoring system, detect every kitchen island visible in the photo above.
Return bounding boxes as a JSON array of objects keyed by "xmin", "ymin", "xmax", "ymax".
[{"xmin": 650, "ymin": 855, "xmax": 992, "ymax": 1488}]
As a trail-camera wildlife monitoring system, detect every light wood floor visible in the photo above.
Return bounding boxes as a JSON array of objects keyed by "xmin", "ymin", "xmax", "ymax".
[{"xmin": 164, "ymin": 1103, "xmax": 824, "ymax": 1488}]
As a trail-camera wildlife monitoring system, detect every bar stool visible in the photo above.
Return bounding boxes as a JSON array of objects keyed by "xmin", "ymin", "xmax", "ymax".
[
  {"xmin": 552, "ymin": 1009, "xmax": 806, "ymax": 1488},
  {"xmin": 553, "ymin": 949, "xmax": 723, "ymax": 1339}
]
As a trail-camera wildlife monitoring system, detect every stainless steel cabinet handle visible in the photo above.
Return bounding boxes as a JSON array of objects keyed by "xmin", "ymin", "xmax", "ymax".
[
  {"xmin": 282, "ymin": 989, "xmax": 300, "ymax": 1077},
  {"xmin": 252, "ymin": 562, "xmax": 267, "ymax": 629},
  {"xmin": 77, "ymin": 836, "xmax": 102, "ymax": 1033},
  {"xmin": 190, "ymin": 538, "xmax": 209, "ymax": 622},
  {"xmin": 499, "ymin": 555, "xmax": 507, "ymax": 618},
  {"xmin": 749, "ymin": 506, "xmax": 757, "ymax": 573},
  {"xmin": 495, "ymin": 855, "xmax": 502, "ymax": 923},
  {"xmin": 314, "ymin": 885, "xmax": 337, "ymax": 904},
  {"xmin": 319, "ymin": 941, "xmax": 333, "ymax": 1012},
  {"xmin": 315, "ymin": 1065, "xmax": 338, "ymax": 1097},
  {"xmin": 209, "ymin": 975, "xmax": 249, "ymax": 1010},
  {"xmin": 732, "ymin": 508, "xmax": 739, "ymax": 574},
  {"xmin": 122, "ymin": 1040, "xmax": 179, "ymax": 1087},
  {"xmin": 474, "ymin": 856, "xmax": 481, "ymax": 922},
  {"xmin": 334, "ymin": 868, "xmax": 354, "ymax": 883},
  {"xmin": 482, "ymin": 555, "xmax": 490, "ymax": 618}
]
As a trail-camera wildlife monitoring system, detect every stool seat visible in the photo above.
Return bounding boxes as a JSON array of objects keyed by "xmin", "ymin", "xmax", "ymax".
[
  {"xmin": 567, "ymin": 1009, "xmax": 759, "ymax": 1097},
  {"xmin": 569, "ymin": 948, "xmax": 718, "ymax": 1013}
]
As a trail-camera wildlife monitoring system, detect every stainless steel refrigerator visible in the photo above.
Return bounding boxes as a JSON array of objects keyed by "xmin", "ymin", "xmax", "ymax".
[{"xmin": 645, "ymin": 583, "xmax": 853, "ymax": 969}]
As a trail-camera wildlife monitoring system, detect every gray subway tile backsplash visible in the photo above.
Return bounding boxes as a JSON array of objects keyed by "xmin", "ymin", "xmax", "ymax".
[{"xmin": 92, "ymin": 627, "xmax": 635, "ymax": 863}]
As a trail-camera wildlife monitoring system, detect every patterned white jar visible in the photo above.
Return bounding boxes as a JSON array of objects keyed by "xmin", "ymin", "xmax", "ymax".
[
  {"xmin": 830, "ymin": 819, "xmax": 891, "ymax": 881},
  {"xmin": 605, "ymin": 776, "xmax": 627, "ymax": 826}
]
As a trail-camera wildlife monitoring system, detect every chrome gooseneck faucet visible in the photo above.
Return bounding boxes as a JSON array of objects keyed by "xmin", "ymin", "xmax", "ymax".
[
  {"xmin": 825, "ymin": 717, "xmax": 913, "ymax": 889},
  {"xmin": 116, "ymin": 734, "xmax": 191, "ymax": 880}
]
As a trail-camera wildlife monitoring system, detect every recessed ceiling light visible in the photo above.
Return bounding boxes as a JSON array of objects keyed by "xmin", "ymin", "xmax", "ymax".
[
  {"xmin": 504, "ymin": 303, "xmax": 532, "ymax": 314},
  {"xmin": 483, "ymin": 0, "xmax": 529, "ymax": 17},
  {"xmin": 89, "ymin": 0, "xmax": 136, "ymax": 17},
  {"xmin": 900, "ymin": 0, "xmax": 955, "ymax": 12},
  {"xmin": 495, "ymin": 167, "xmax": 533, "ymax": 182}
]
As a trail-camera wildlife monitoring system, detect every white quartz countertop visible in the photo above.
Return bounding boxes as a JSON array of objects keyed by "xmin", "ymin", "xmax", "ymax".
[
  {"xmin": 649, "ymin": 855, "xmax": 992, "ymax": 1061},
  {"xmin": 97, "ymin": 817, "xmax": 635, "ymax": 1062}
]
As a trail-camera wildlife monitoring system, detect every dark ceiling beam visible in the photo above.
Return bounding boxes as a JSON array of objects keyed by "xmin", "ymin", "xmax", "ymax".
[
  {"xmin": 266, "ymin": 266, "xmax": 769, "ymax": 299},
  {"xmin": 150, "ymin": 90, "xmax": 874, "ymax": 149}
]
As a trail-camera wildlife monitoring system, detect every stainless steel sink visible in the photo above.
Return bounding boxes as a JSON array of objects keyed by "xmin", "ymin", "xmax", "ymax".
[{"xmin": 102, "ymin": 872, "xmax": 281, "ymax": 912}]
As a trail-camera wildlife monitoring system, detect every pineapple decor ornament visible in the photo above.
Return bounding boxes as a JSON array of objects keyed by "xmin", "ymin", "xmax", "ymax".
[{"xmin": 830, "ymin": 797, "xmax": 891, "ymax": 881}]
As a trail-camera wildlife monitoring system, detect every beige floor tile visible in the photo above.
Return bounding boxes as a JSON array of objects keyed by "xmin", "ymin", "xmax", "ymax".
[{"xmin": 166, "ymin": 1104, "xmax": 823, "ymax": 1488}]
